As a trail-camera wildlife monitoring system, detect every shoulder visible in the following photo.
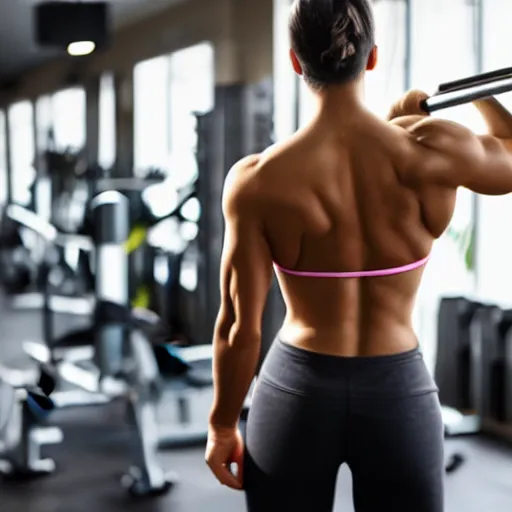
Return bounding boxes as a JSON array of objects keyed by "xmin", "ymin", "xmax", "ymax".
[
  {"xmin": 405, "ymin": 117, "xmax": 476, "ymax": 147},
  {"xmin": 223, "ymin": 142, "xmax": 288, "ymax": 198},
  {"xmin": 222, "ymin": 146, "xmax": 289, "ymax": 220},
  {"xmin": 391, "ymin": 116, "xmax": 480, "ymax": 186},
  {"xmin": 222, "ymin": 135, "xmax": 313, "ymax": 217},
  {"xmin": 222, "ymin": 154, "xmax": 265, "ymax": 218},
  {"xmin": 390, "ymin": 116, "xmax": 474, "ymax": 147}
]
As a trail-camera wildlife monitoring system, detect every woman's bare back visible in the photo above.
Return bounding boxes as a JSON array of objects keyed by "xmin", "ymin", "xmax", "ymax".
[{"xmin": 255, "ymin": 110, "xmax": 457, "ymax": 356}]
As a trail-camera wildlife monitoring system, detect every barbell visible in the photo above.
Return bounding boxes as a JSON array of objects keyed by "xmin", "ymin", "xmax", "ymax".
[{"xmin": 422, "ymin": 66, "xmax": 512, "ymax": 113}]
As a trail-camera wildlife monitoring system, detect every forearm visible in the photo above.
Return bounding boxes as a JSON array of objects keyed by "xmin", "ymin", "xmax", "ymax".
[
  {"xmin": 209, "ymin": 329, "xmax": 261, "ymax": 430},
  {"xmin": 473, "ymin": 97, "xmax": 512, "ymax": 139}
]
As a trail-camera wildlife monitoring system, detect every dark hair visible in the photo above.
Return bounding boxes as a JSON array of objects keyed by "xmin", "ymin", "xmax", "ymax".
[{"xmin": 290, "ymin": 0, "xmax": 376, "ymax": 89}]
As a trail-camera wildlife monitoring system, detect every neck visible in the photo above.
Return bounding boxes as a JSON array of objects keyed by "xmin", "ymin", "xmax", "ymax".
[{"xmin": 308, "ymin": 78, "xmax": 367, "ymax": 122}]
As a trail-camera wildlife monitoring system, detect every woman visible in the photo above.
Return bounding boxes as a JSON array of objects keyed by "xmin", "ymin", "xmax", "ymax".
[{"xmin": 205, "ymin": 0, "xmax": 512, "ymax": 511}]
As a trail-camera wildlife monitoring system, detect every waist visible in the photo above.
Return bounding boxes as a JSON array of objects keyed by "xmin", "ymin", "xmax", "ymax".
[
  {"xmin": 279, "ymin": 320, "xmax": 418, "ymax": 357},
  {"xmin": 259, "ymin": 337, "xmax": 438, "ymax": 399}
]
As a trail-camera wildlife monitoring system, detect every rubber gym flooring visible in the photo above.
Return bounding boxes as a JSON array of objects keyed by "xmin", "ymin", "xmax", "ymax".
[{"xmin": 0, "ymin": 294, "xmax": 511, "ymax": 511}]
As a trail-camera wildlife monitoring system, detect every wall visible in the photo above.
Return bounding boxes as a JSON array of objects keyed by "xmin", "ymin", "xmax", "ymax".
[
  {"xmin": 233, "ymin": 0, "xmax": 274, "ymax": 85},
  {"xmin": 0, "ymin": 0, "xmax": 273, "ymax": 106}
]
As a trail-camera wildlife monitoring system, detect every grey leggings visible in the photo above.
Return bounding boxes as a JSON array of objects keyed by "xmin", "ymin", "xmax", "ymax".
[{"xmin": 244, "ymin": 338, "xmax": 445, "ymax": 512}]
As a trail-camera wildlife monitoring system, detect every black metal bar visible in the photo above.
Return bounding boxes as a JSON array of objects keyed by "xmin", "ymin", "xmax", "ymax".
[
  {"xmin": 437, "ymin": 70, "xmax": 512, "ymax": 96},
  {"xmin": 437, "ymin": 67, "xmax": 512, "ymax": 95},
  {"xmin": 422, "ymin": 76, "xmax": 512, "ymax": 113}
]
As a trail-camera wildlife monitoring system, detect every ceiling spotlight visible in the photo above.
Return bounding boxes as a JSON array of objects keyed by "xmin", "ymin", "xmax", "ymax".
[
  {"xmin": 67, "ymin": 41, "xmax": 96, "ymax": 57},
  {"xmin": 35, "ymin": 2, "xmax": 111, "ymax": 53}
]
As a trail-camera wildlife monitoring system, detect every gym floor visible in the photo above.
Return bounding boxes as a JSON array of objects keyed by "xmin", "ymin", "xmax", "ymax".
[{"xmin": 0, "ymin": 294, "xmax": 511, "ymax": 512}]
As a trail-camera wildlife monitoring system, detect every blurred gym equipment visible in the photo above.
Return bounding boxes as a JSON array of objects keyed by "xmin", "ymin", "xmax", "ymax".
[
  {"xmin": 0, "ymin": 379, "xmax": 16, "ymax": 437},
  {"xmin": 0, "ymin": 189, "xmax": 215, "ymax": 496},
  {"xmin": 437, "ymin": 297, "xmax": 486, "ymax": 436},
  {"xmin": 1, "ymin": 146, "xmax": 96, "ymax": 313},
  {"xmin": 468, "ymin": 304, "xmax": 512, "ymax": 441},
  {"xmin": 0, "ymin": 365, "xmax": 58, "ymax": 477},
  {"xmin": 435, "ymin": 295, "xmax": 512, "ymax": 475}
]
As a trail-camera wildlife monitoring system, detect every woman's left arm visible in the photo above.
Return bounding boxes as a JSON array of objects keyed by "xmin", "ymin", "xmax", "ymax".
[{"xmin": 208, "ymin": 155, "xmax": 274, "ymax": 432}]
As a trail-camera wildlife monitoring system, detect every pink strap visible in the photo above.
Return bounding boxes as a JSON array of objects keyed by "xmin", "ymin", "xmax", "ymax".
[{"xmin": 274, "ymin": 254, "xmax": 430, "ymax": 278}]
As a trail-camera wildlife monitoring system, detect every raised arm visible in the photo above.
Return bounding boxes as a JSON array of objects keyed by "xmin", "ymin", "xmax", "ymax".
[
  {"xmin": 388, "ymin": 90, "xmax": 512, "ymax": 195},
  {"xmin": 406, "ymin": 115, "xmax": 512, "ymax": 195},
  {"xmin": 206, "ymin": 155, "xmax": 274, "ymax": 489}
]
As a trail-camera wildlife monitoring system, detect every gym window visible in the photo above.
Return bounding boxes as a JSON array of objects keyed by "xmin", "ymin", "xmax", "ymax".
[
  {"xmin": 99, "ymin": 72, "xmax": 116, "ymax": 171},
  {"xmin": 51, "ymin": 87, "xmax": 86, "ymax": 152},
  {"xmin": 474, "ymin": 0, "xmax": 512, "ymax": 305},
  {"xmin": 365, "ymin": 0, "xmax": 406, "ymax": 117},
  {"xmin": 8, "ymin": 101, "xmax": 35, "ymax": 206},
  {"xmin": 273, "ymin": 0, "xmax": 299, "ymax": 139},
  {"xmin": 169, "ymin": 42, "xmax": 214, "ymax": 187},
  {"xmin": 35, "ymin": 95, "xmax": 52, "ymax": 153},
  {"xmin": 134, "ymin": 54, "xmax": 171, "ymax": 174},
  {"xmin": 133, "ymin": 42, "xmax": 214, "ymax": 179}
]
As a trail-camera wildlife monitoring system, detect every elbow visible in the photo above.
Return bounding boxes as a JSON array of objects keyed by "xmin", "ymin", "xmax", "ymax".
[
  {"xmin": 214, "ymin": 304, "xmax": 235, "ymax": 341},
  {"xmin": 214, "ymin": 309, "xmax": 261, "ymax": 348},
  {"xmin": 214, "ymin": 321, "xmax": 260, "ymax": 349},
  {"xmin": 228, "ymin": 324, "xmax": 261, "ymax": 348}
]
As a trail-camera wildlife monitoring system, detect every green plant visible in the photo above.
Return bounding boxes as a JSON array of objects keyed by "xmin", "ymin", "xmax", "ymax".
[{"xmin": 445, "ymin": 224, "xmax": 475, "ymax": 272}]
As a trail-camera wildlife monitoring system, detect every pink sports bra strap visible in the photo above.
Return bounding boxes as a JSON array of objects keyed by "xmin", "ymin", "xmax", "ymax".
[{"xmin": 274, "ymin": 254, "xmax": 431, "ymax": 278}]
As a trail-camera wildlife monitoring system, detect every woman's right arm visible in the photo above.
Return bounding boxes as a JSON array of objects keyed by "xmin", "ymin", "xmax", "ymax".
[
  {"xmin": 387, "ymin": 90, "xmax": 512, "ymax": 194},
  {"xmin": 407, "ymin": 107, "xmax": 512, "ymax": 195}
]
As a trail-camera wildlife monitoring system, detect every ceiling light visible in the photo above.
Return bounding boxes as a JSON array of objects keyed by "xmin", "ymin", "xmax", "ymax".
[{"xmin": 67, "ymin": 41, "xmax": 96, "ymax": 56}]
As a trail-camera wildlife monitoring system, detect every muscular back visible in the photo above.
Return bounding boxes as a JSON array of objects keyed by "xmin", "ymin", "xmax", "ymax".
[
  {"xmin": 248, "ymin": 111, "xmax": 455, "ymax": 356},
  {"xmin": 218, "ymin": 102, "xmax": 512, "ymax": 358}
]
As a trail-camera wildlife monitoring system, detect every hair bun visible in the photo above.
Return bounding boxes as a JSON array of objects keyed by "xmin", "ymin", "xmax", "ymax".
[
  {"xmin": 289, "ymin": 0, "xmax": 375, "ymax": 88},
  {"xmin": 321, "ymin": 3, "xmax": 360, "ymax": 72}
]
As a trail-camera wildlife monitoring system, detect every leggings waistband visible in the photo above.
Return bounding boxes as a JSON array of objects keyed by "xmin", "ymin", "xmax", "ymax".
[
  {"xmin": 276, "ymin": 338, "xmax": 422, "ymax": 368},
  {"xmin": 259, "ymin": 338, "xmax": 435, "ymax": 399}
]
